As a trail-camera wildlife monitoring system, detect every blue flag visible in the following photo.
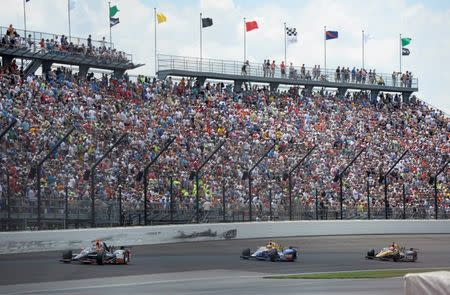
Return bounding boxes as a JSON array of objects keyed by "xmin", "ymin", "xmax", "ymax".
[{"xmin": 325, "ymin": 31, "xmax": 338, "ymax": 40}]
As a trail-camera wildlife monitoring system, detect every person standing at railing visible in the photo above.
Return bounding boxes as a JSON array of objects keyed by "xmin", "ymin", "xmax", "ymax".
[{"xmin": 280, "ymin": 61, "xmax": 286, "ymax": 78}]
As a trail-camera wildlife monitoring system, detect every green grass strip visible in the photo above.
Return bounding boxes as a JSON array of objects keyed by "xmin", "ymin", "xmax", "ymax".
[{"xmin": 265, "ymin": 268, "xmax": 450, "ymax": 279}]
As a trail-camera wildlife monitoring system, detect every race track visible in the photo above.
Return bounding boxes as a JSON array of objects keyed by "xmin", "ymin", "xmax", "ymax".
[{"xmin": 1, "ymin": 234, "xmax": 449, "ymax": 294}]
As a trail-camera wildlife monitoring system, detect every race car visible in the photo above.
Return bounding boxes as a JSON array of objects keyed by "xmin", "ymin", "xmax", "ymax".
[
  {"xmin": 366, "ymin": 242, "xmax": 417, "ymax": 262},
  {"xmin": 240, "ymin": 241, "xmax": 298, "ymax": 262},
  {"xmin": 60, "ymin": 240, "xmax": 131, "ymax": 265}
]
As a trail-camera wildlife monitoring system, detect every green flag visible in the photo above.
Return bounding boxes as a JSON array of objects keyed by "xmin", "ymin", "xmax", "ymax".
[
  {"xmin": 401, "ymin": 37, "xmax": 411, "ymax": 47},
  {"xmin": 109, "ymin": 5, "xmax": 119, "ymax": 17}
]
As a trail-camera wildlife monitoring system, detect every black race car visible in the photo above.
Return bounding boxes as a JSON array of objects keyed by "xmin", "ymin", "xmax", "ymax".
[{"xmin": 60, "ymin": 241, "xmax": 131, "ymax": 265}]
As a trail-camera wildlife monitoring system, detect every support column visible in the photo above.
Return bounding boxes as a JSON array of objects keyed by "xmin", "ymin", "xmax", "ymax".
[
  {"xmin": 197, "ymin": 77, "xmax": 206, "ymax": 86},
  {"xmin": 402, "ymin": 92, "xmax": 412, "ymax": 104},
  {"xmin": 41, "ymin": 61, "xmax": 53, "ymax": 75},
  {"xmin": 234, "ymin": 80, "xmax": 243, "ymax": 92},
  {"xmin": 79, "ymin": 65, "xmax": 90, "ymax": 78},
  {"xmin": 337, "ymin": 87, "xmax": 347, "ymax": 98},
  {"xmin": 1, "ymin": 55, "xmax": 14, "ymax": 67},
  {"xmin": 370, "ymin": 90, "xmax": 379, "ymax": 105},
  {"xmin": 113, "ymin": 69, "xmax": 125, "ymax": 79},
  {"xmin": 270, "ymin": 83, "xmax": 279, "ymax": 92}
]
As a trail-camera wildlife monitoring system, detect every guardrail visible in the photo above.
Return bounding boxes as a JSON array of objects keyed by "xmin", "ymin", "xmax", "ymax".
[
  {"xmin": 1, "ymin": 219, "xmax": 450, "ymax": 254},
  {"xmin": 158, "ymin": 54, "xmax": 418, "ymax": 89}
]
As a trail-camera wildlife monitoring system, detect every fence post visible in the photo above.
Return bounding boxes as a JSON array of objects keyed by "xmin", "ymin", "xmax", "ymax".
[
  {"xmin": 195, "ymin": 140, "xmax": 226, "ymax": 223},
  {"xmin": 339, "ymin": 177, "xmax": 343, "ymax": 220},
  {"xmin": 36, "ymin": 166, "xmax": 42, "ymax": 229},
  {"xmin": 64, "ymin": 185, "xmax": 68, "ymax": 229},
  {"xmin": 248, "ymin": 175, "xmax": 252, "ymax": 222},
  {"xmin": 6, "ymin": 171, "xmax": 11, "ymax": 231},
  {"xmin": 90, "ymin": 133, "xmax": 128, "ymax": 228},
  {"xmin": 367, "ymin": 172, "xmax": 371, "ymax": 220},
  {"xmin": 403, "ymin": 183, "xmax": 406, "ymax": 219},
  {"xmin": 118, "ymin": 185, "xmax": 123, "ymax": 226},
  {"xmin": 269, "ymin": 186, "xmax": 272, "ymax": 221},
  {"xmin": 143, "ymin": 137, "xmax": 176, "ymax": 225},
  {"xmin": 433, "ymin": 161, "xmax": 449, "ymax": 220},
  {"xmin": 222, "ymin": 181, "xmax": 226, "ymax": 222},
  {"xmin": 338, "ymin": 147, "xmax": 366, "ymax": 221},
  {"xmin": 248, "ymin": 143, "xmax": 276, "ymax": 222},
  {"xmin": 383, "ymin": 150, "xmax": 408, "ymax": 219},
  {"xmin": 315, "ymin": 188, "xmax": 319, "ymax": 220},
  {"xmin": 288, "ymin": 175, "xmax": 293, "ymax": 220},
  {"xmin": 384, "ymin": 177, "xmax": 388, "ymax": 219},
  {"xmin": 169, "ymin": 176, "xmax": 173, "ymax": 224}
]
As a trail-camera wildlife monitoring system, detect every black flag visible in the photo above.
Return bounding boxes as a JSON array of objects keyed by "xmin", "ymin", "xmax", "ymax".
[
  {"xmin": 202, "ymin": 17, "xmax": 213, "ymax": 28},
  {"xmin": 402, "ymin": 47, "xmax": 410, "ymax": 56},
  {"xmin": 110, "ymin": 17, "xmax": 120, "ymax": 27}
]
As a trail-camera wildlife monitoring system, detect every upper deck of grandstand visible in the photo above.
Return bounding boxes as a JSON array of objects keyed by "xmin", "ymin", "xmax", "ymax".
[
  {"xmin": 0, "ymin": 25, "xmax": 142, "ymax": 77},
  {"xmin": 157, "ymin": 54, "xmax": 418, "ymax": 100}
]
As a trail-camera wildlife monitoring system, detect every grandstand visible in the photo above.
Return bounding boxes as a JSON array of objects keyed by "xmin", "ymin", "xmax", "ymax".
[{"xmin": 0, "ymin": 25, "xmax": 449, "ymax": 231}]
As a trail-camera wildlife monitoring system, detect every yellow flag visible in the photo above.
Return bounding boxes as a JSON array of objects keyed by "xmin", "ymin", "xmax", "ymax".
[{"xmin": 157, "ymin": 13, "xmax": 167, "ymax": 24}]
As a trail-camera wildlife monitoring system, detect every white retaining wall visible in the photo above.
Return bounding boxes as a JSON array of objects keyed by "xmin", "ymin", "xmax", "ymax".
[{"xmin": 1, "ymin": 219, "xmax": 450, "ymax": 254}]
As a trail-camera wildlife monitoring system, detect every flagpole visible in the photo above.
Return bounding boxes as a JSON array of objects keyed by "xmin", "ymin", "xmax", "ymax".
[
  {"xmin": 154, "ymin": 7, "xmax": 157, "ymax": 75},
  {"xmin": 68, "ymin": 0, "xmax": 72, "ymax": 43},
  {"xmin": 324, "ymin": 25, "xmax": 326, "ymax": 74},
  {"xmin": 108, "ymin": 2, "xmax": 112, "ymax": 46},
  {"xmin": 23, "ymin": 0, "xmax": 27, "ymax": 40},
  {"xmin": 243, "ymin": 17, "xmax": 246, "ymax": 62},
  {"xmin": 399, "ymin": 33, "xmax": 402, "ymax": 73},
  {"xmin": 362, "ymin": 30, "xmax": 364, "ymax": 69},
  {"xmin": 200, "ymin": 12, "xmax": 202, "ymax": 60},
  {"xmin": 284, "ymin": 22, "xmax": 287, "ymax": 66}
]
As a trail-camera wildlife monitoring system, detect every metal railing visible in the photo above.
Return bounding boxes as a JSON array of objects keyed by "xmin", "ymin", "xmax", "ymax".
[
  {"xmin": 0, "ymin": 25, "xmax": 133, "ymax": 63},
  {"xmin": 158, "ymin": 54, "xmax": 418, "ymax": 89}
]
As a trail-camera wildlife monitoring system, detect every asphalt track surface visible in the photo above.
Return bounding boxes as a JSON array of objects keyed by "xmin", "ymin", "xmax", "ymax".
[{"xmin": 1, "ymin": 234, "xmax": 450, "ymax": 294}]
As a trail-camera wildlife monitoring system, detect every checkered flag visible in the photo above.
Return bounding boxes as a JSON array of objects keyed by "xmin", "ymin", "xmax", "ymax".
[{"xmin": 286, "ymin": 27, "xmax": 298, "ymax": 44}]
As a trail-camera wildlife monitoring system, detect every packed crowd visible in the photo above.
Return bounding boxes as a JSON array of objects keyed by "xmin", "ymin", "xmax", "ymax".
[
  {"xmin": 1, "ymin": 24, "xmax": 131, "ymax": 64},
  {"xmin": 0, "ymin": 60, "xmax": 449, "ymax": 221},
  {"xmin": 256, "ymin": 59, "xmax": 414, "ymax": 88}
]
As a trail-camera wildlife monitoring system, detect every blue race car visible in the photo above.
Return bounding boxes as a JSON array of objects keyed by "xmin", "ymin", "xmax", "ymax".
[{"xmin": 240, "ymin": 241, "xmax": 298, "ymax": 262}]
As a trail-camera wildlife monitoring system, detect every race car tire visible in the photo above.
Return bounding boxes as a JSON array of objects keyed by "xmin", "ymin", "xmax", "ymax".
[
  {"xmin": 62, "ymin": 250, "xmax": 72, "ymax": 262},
  {"xmin": 269, "ymin": 249, "xmax": 278, "ymax": 262},
  {"xmin": 242, "ymin": 248, "xmax": 251, "ymax": 258},
  {"xmin": 96, "ymin": 252, "xmax": 105, "ymax": 265},
  {"xmin": 393, "ymin": 253, "xmax": 400, "ymax": 262},
  {"xmin": 367, "ymin": 249, "xmax": 375, "ymax": 257}
]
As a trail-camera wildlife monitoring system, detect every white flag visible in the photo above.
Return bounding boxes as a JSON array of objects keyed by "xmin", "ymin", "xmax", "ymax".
[
  {"xmin": 286, "ymin": 27, "xmax": 298, "ymax": 44},
  {"xmin": 364, "ymin": 33, "xmax": 373, "ymax": 43}
]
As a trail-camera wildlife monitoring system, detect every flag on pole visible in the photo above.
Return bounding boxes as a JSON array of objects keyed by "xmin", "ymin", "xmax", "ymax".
[
  {"xmin": 401, "ymin": 37, "xmax": 411, "ymax": 47},
  {"xmin": 364, "ymin": 33, "xmax": 373, "ymax": 43},
  {"xmin": 325, "ymin": 30, "xmax": 338, "ymax": 40},
  {"xmin": 157, "ymin": 13, "xmax": 167, "ymax": 24},
  {"xmin": 245, "ymin": 20, "xmax": 258, "ymax": 32},
  {"xmin": 286, "ymin": 27, "xmax": 298, "ymax": 44},
  {"xmin": 202, "ymin": 17, "xmax": 213, "ymax": 28},
  {"xmin": 402, "ymin": 48, "xmax": 410, "ymax": 56},
  {"xmin": 110, "ymin": 17, "xmax": 119, "ymax": 27},
  {"xmin": 109, "ymin": 5, "xmax": 119, "ymax": 17}
]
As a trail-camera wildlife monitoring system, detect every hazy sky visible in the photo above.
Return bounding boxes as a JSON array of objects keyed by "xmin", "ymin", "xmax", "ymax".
[{"xmin": 2, "ymin": 0, "xmax": 449, "ymax": 114}]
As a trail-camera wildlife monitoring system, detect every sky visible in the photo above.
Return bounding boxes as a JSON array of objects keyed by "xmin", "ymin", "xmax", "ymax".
[{"xmin": 2, "ymin": 0, "xmax": 449, "ymax": 114}]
